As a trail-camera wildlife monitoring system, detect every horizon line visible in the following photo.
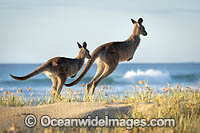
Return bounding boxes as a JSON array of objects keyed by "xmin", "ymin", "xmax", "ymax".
[{"xmin": 0, "ymin": 62, "xmax": 200, "ymax": 65}]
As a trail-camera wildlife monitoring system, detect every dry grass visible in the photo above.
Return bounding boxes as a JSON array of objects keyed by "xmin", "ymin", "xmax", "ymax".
[{"xmin": 0, "ymin": 81, "xmax": 200, "ymax": 132}]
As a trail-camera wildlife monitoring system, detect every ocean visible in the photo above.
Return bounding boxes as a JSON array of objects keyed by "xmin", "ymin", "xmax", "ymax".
[{"xmin": 0, "ymin": 63, "xmax": 200, "ymax": 97}]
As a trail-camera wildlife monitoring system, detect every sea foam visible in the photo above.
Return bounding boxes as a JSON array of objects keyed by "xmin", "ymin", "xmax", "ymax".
[{"xmin": 124, "ymin": 69, "xmax": 170, "ymax": 83}]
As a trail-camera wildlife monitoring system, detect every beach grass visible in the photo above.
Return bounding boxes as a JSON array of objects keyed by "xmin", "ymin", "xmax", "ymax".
[{"xmin": 0, "ymin": 81, "xmax": 200, "ymax": 132}]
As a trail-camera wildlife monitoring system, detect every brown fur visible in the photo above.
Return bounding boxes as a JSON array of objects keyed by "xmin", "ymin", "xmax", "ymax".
[
  {"xmin": 65, "ymin": 18, "xmax": 148, "ymax": 95},
  {"xmin": 10, "ymin": 42, "xmax": 91, "ymax": 95}
]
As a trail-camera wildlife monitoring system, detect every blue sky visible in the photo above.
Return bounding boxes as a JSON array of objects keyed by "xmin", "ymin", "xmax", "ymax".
[{"xmin": 0, "ymin": 0, "xmax": 200, "ymax": 63}]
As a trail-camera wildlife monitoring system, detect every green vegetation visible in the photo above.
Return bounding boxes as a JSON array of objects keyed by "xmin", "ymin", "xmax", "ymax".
[{"xmin": 0, "ymin": 81, "xmax": 200, "ymax": 132}]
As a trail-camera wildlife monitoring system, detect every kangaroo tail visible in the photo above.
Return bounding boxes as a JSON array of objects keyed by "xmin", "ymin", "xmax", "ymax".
[
  {"xmin": 65, "ymin": 46, "xmax": 106, "ymax": 87},
  {"xmin": 10, "ymin": 64, "xmax": 47, "ymax": 81}
]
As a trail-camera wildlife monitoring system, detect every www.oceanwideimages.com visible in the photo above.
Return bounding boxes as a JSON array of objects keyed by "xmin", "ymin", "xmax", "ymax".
[{"xmin": 24, "ymin": 114, "xmax": 176, "ymax": 130}]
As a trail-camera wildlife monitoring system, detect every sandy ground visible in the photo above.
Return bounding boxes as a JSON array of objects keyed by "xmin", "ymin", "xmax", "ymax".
[{"xmin": 0, "ymin": 102, "xmax": 136, "ymax": 131}]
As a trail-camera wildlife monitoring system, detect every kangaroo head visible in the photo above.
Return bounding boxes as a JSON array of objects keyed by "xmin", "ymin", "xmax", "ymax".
[
  {"xmin": 77, "ymin": 42, "xmax": 91, "ymax": 59},
  {"xmin": 131, "ymin": 18, "xmax": 147, "ymax": 36}
]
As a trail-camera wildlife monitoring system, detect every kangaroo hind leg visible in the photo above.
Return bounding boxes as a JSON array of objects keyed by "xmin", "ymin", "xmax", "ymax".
[
  {"xmin": 57, "ymin": 75, "xmax": 67, "ymax": 95},
  {"xmin": 91, "ymin": 63, "xmax": 118, "ymax": 95},
  {"xmin": 50, "ymin": 76, "xmax": 58, "ymax": 91},
  {"xmin": 86, "ymin": 62, "xmax": 105, "ymax": 95}
]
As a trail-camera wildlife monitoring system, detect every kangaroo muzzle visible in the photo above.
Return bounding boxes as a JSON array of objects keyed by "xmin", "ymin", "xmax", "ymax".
[{"xmin": 143, "ymin": 30, "xmax": 148, "ymax": 36}]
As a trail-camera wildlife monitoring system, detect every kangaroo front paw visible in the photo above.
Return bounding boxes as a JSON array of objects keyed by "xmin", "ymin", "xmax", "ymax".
[
  {"xmin": 71, "ymin": 74, "xmax": 76, "ymax": 78},
  {"xmin": 127, "ymin": 57, "xmax": 133, "ymax": 61}
]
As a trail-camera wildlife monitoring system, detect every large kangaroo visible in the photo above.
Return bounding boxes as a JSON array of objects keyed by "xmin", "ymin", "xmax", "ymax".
[
  {"xmin": 10, "ymin": 42, "xmax": 91, "ymax": 95},
  {"xmin": 65, "ymin": 18, "xmax": 147, "ymax": 95}
]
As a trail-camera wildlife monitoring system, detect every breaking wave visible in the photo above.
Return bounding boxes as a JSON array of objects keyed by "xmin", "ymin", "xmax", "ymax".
[{"xmin": 124, "ymin": 69, "xmax": 171, "ymax": 83}]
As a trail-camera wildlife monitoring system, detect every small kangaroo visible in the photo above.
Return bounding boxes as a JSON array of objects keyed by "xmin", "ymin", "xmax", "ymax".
[
  {"xmin": 10, "ymin": 42, "xmax": 91, "ymax": 95},
  {"xmin": 65, "ymin": 18, "xmax": 147, "ymax": 95}
]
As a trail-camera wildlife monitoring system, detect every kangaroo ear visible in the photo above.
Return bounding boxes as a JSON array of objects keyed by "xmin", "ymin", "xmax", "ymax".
[
  {"xmin": 138, "ymin": 18, "xmax": 143, "ymax": 25},
  {"xmin": 131, "ymin": 19, "xmax": 136, "ymax": 24},
  {"xmin": 77, "ymin": 42, "xmax": 82, "ymax": 48},
  {"xmin": 82, "ymin": 42, "xmax": 87, "ymax": 49}
]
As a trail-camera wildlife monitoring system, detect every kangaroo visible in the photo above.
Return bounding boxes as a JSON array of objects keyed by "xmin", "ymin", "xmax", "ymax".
[
  {"xmin": 65, "ymin": 18, "xmax": 147, "ymax": 95},
  {"xmin": 10, "ymin": 42, "xmax": 91, "ymax": 95}
]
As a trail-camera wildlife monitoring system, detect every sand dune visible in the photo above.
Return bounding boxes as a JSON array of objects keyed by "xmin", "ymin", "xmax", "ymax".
[{"xmin": 0, "ymin": 102, "xmax": 134, "ymax": 131}]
